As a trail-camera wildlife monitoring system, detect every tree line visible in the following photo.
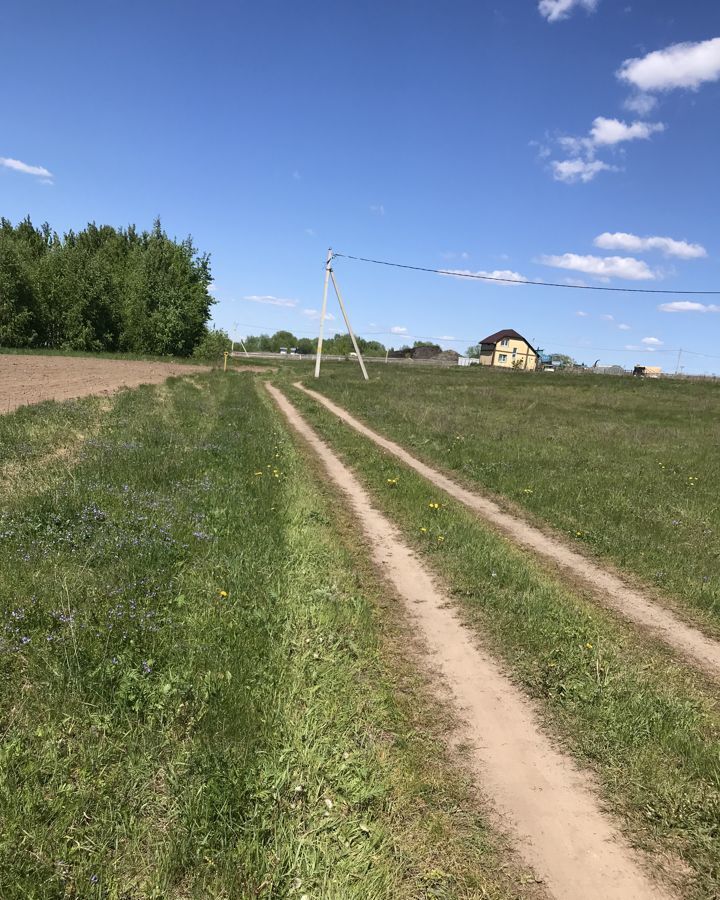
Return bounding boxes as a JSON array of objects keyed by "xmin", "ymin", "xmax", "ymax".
[
  {"xmin": 0, "ymin": 217, "xmax": 213, "ymax": 356},
  {"xmin": 238, "ymin": 330, "xmax": 389, "ymax": 356}
]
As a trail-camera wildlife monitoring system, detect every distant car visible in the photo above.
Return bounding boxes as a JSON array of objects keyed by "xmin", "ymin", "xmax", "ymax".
[
  {"xmin": 544, "ymin": 366, "xmax": 555, "ymax": 372},
  {"xmin": 279, "ymin": 347, "xmax": 288, "ymax": 355}
]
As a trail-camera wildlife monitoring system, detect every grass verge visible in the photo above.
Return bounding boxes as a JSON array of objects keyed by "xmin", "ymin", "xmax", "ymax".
[
  {"xmin": 285, "ymin": 379, "xmax": 720, "ymax": 900},
  {"xmin": 0, "ymin": 371, "xmax": 540, "ymax": 899}
]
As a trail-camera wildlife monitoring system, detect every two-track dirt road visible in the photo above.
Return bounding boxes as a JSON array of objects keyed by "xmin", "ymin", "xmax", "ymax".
[{"xmin": 267, "ymin": 382, "xmax": 674, "ymax": 900}]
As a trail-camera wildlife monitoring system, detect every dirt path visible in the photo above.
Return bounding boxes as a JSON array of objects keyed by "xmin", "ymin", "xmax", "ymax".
[
  {"xmin": 267, "ymin": 383, "xmax": 673, "ymax": 900},
  {"xmin": 294, "ymin": 381, "xmax": 720, "ymax": 681},
  {"xmin": 0, "ymin": 355, "xmax": 212, "ymax": 413}
]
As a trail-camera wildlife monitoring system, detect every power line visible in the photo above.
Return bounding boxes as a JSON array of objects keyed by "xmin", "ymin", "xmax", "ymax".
[
  {"xmin": 227, "ymin": 320, "xmax": 720, "ymax": 361},
  {"xmin": 333, "ymin": 251, "xmax": 720, "ymax": 296}
]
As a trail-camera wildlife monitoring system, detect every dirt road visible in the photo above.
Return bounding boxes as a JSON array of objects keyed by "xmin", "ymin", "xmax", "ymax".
[
  {"xmin": 0, "ymin": 355, "xmax": 211, "ymax": 413},
  {"xmin": 267, "ymin": 382, "xmax": 673, "ymax": 900},
  {"xmin": 294, "ymin": 381, "xmax": 720, "ymax": 681}
]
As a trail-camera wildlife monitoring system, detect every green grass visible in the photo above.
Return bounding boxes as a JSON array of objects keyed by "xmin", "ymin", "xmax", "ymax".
[
  {"xmin": 285, "ymin": 380, "xmax": 720, "ymax": 899},
  {"xmin": 296, "ymin": 364, "xmax": 720, "ymax": 633},
  {"xmin": 0, "ymin": 372, "xmax": 538, "ymax": 899}
]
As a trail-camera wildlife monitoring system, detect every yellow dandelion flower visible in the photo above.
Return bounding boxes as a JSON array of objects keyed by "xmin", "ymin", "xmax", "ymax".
[
  {"xmin": 219, "ymin": 590, "xmax": 228, "ymax": 598},
  {"xmin": 254, "ymin": 471, "xmax": 263, "ymax": 476},
  {"xmin": 420, "ymin": 527, "xmax": 427, "ymax": 533},
  {"xmin": 585, "ymin": 642, "xmax": 593, "ymax": 649}
]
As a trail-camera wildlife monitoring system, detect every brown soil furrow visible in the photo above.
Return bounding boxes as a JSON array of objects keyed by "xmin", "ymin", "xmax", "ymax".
[
  {"xmin": 267, "ymin": 382, "xmax": 673, "ymax": 900},
  {"xmin": 294, "ymin": 381, "xmax": 720, "ymax": 680},
  {"xmin": 0, "ymin": 355, "xmax": 211, "ymax": 413}
]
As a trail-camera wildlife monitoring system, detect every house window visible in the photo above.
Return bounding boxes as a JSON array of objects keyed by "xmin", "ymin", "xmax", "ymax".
[
  {"xmin": 500, "ymin": 338, "xmax": 509, "ymax": 346},
  {"xmin": 498, "ymin": 353, "xmax": 508, "ymax": 363},
  {"xmin": 512, "ymin": 347, "xmax": 517, "ymax": 357}
]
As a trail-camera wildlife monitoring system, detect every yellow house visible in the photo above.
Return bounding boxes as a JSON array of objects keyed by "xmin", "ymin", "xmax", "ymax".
[{"xmin": 478, "ymin": 329, "xmax": 539, "ymax": 370}]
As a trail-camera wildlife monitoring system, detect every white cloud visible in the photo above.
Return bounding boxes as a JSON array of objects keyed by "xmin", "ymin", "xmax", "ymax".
[
  {"xmin": 444, "ymin": 268, "xmax": 529, "ymax": 285},
  {"xmin": 576, "ymin": 310, "xmax": 590, "ymax": 317},
  {"xmin": 618, "ymin": 323, "xmax": 632, "ymax": 330},
  {"xmin": 658, "ymin": 301, "xmax": 720, "ymax": 313},
  {"xmin": 0, "ymin": 156, "xmax": 53, "ymax": 179},
  {"xmin": 302, "ymin": 308, "xmax": 335, "ymax": 321},
  {"xmin": 370, "ymin": 204, "xmax": 385, "ymax": 216},
  {"xmin": 589, "ymin": 116, "xmax": 664, "ymax": 146},
  {"xmin": 594, "ymin": 232, "xmax": 706, "ymax": 259},
  {"xmin": 625, "ymin": 343, "xmax": 656, "ymax": 352},
  {"xmin": 551, "ymin": 158, "xmax": 615, "ymax": 183},
  {"xmin": 623, "ymin": 93, "xmax": 658, "ymax": 116},
  {"xmin": 538, "ymin": 0, "xmax": 599, "ymax": 22},
  {"xmin": 618, "ymin": 37, "xmax": 720, "ymax": 93},
  {"xmin": 390, "ymin": 325, "xmax": 408, "ymax": 334},
  {"xmin": 550, "ymin": 116, "xmax": 663, "ymax": 184},
  {"xmin": 304, "ymin": 227, "xmax": 316, "ymax": 237},
  {"xmin": 243, "ymin": 295, "xmax": 298, "ymax": 308},
  {"xmin": 641, "ymin": 336, "xmax": 663, "ymax": 346},
  {"xmin": 600, "ymin": 314, "xmax": 615, "ymax": 321},
  {"xmin": 540, "ymin": 253, "xmax": 657, "ymax": 280}
]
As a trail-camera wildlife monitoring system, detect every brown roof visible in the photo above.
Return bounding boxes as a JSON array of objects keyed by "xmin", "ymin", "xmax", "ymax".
[{"xmin": 479, "ymin": 329, "xmax": 537, "ymax": 353}]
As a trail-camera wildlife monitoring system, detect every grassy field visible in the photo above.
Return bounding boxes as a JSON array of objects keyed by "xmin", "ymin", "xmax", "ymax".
[
  {"xmin": 298, "ymin": 365, "xmax": 720, "ymax": 634},
  {"xmin": 285, "ymin": 379, "xmax": 720, "ymax": 899},
  {"xmin": 0, "ymin": 372, "xmax": 541, "ymax": 900}
]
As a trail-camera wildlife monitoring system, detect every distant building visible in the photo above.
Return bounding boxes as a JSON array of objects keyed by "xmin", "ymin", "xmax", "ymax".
[
  {"xmin": 633, "ymin": 365, "xmax": 662, "ymax": 378},
  {"xmin": 478, "ymin": 329, "xmax": 539, "ymax": 370}
]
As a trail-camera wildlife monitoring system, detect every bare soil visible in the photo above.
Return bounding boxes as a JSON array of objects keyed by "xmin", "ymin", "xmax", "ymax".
[
  {"xmin": 295, "ymin": 381, "xmax": 720, "ymax": 681},
  {"xmin": 267, "ymin": 382, "xmax": 674, "ymax": 900},
  {"xmin": 0, "ymin": 355, "xmax": 211, "ymax": 413}
]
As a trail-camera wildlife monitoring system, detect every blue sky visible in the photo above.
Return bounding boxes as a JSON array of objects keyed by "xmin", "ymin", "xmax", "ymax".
[{"xmin": 2, "ymin": 0, "xmax": 720, "ymax": 372}]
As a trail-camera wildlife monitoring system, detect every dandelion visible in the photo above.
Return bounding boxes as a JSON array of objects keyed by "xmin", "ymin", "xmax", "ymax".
[
  {"xmin": 585, "ymin": 642, "xmax": 593, "ymax": 649},
  {"xmin": 386, "ymin": 477, "xmax": 398, "ymax": 486},
  {"xmin": 420, "ymin": 527, "xmax": 427, "ymax": 533},
  {"xmin": 428, "ymin": 502, "xmax": 440, "ymax": 510},
  {"xmin": 219, "ymin": 590, "xmax": 228, "ymax": 598},
  {"xmin": 254, "ymin": 471, "xmax": 263, "ymax": 476},
  {"xmin": 437, "ymin": 535, "xmax": 445, "ymax": 543},
  {"xmin": 523, "ymin": 488, "xmax": 534, "ymax": 494}
]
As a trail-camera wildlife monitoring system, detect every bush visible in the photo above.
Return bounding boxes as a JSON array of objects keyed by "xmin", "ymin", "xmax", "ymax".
[{"xmin": 192, "ymin": 327, "xmax": 232, "ymax": 360}]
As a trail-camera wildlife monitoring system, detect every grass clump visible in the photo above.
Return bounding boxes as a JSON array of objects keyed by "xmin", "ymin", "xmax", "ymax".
[{"xmin": 0, "ymin": 371, "xmax": 537, "ymax": 899}]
